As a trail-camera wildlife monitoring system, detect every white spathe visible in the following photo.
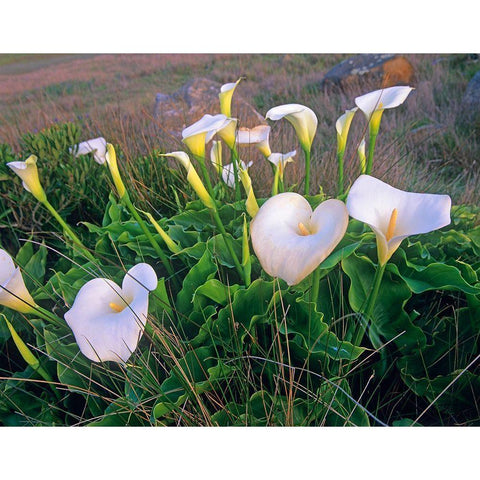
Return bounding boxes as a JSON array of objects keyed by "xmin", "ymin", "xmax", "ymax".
[
  {"xmin": 251, "ymin": 193, "xmax": 349, "ymax": 285},
  {"xmin": 265, "ymin": 104, "xmax": 318, "ymax": 151},
  {"xmin": 182, "ymin": 114, "xmax": 232, "ymax": 157},
  {"xmin": 222, "ymin": 160, "xmax": 253, "ymax": 188},
  {"xmin": 267, "ymin": 150, "xmax": 296, "ymax": 176},
  {"xmin": 64, "ymin": 263, "xmax": 158, "ymax": 363},
  {"xmin": 71, "ymin": 137, "xmax": 107, "ymax": 165},
  {"xmin": 346, "ymin": 175, "xmax": 451, "ymax": 265},
  {"xmin": 355, "ymin": 86, "xmax": 414, "ymax": 119},
  {"xmin": 236, "ymin": 125, "xmax": 272, "ymax": 158},
  {"xmin": 0, "ymin": 249, "xmax": 36, "ymax": 313},
  {"xmin": 7, "ymin": 155, "xmax": 46, "ymax": 202}
]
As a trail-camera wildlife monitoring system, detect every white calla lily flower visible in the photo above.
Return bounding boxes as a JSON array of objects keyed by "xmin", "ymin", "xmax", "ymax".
[
  {"xmin": 265, "ymin": 104, "xmax": 318, "ymax": 152},
  {"xmin": 355, "ymin": 86, "xmax": 414, "ymax": 120},
  {"xmin": 0, "ymin": 249, "xmax": 36, "ymax": 313},
  {"xmin": 336, "ymin": 107, "xmax": 358, "ymax": 154},
  {"xmin": 219, "ymin": 77, "xmax": 243, "ymax": 117},
  {"xmin": 71, "ymin": 137, "xmax": 107, "ymax": 165},
  {"xmin": 64, "ymin": 263, "xmax": 158, "ymax": 363},
  {"xmin": 210, "ymin": 140, "xmax": 223, "ymax": 174},
  {"xmin": 251, "ymin": 193, "xmax": 349, "ymax": 285},
  {"xmin": 236, "ymin": 125, "xmax": 272, "ymax": 158},
  {"xmin": 222, "ymin": 160, "xmax": 253, "ymax": 188},
  {"xmin": 268, "ymin": 150, "xmax": 296, "ymax": 178},
  {"xmin": 346, "ymin": 175, "xmax": 451, "ymax": 266},
  {"xmin": 357, "ymin": 138, "xmax": 367, "ymax": 174},
  {"xmin": 7, "ymin": 155, "xmax": 46, "ymax": 203},
  {"xmin": 182, "ymin": 114, "xmax": 232, "ymax": 158}
]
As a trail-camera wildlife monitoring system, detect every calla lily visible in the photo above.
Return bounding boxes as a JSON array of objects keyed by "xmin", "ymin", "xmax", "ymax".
[
  {"xmin": 336, "ymin": 107, "xmax": 358, "ymax": 155},
  {"xmin": 163, "ymin": 151, "xmax": 215, "ymax": 209},
  {"xmin": 7, "ymin": 155, "xmax": 46, "ymax": 203},
  {"xmin": 210, "ymin": 140, "xmax": 223, "ymax": 175},
  {"xmin": 71, "ymin": 137, "xmax": 107, "ymax": 165},
  {"xmin": 346, "ymin": 175, "xmax": 451, "ymax": 266},
  {"xmin": 268, "ymin": 150, "xmax": 296, "ymax": 178},
  {"xmin": 182, "ymin": 114, "xmax": 232, "ymax": 158},
  {"xmin": 222, "ymin": 160, "xmax": 253, "ymax": 188},
  {"xmin": 236, "ymin": 125, "xmax": 272, "ymax": 158},
  {"xmin": 251, "ymin": 193, "xmax": 349, "ymax": 285},
  {"xmin": 0, "ymin": 249, "xmax": 36, "ymax": 314},
  {"xmin": 216, "ymin": 117, "xmax": 238, "ymax": 150},
  {"xmin": 219, "ymin": 77, "xmax": 243, "ymax": 117},
  {"xmin": 357, "ymin": 138, "xmax": 366, "ymax": 174},
  {"xmin": 355, "ymin": 86, "xmax": 414, "ymax": 124},
  {"xmin": 238, "ymin": 167, "xmax": 259, "ymax": 218},
  {"xmin": 336, "ymin": 107, "xmax": 358, "ymax": 195},
  {"xmin": 105, "ymin": 143, "xmax": 127, "ymax": 199},
  {"xmin": 64, "ymin": 263, "xmax": 158, "ymax": 363},
  {"xmin": 355, "ymin": 86, "xmax": 414, "ymax": 175},
  {"xmin": 265, "ymin": 104, "xmax": 318, "ymax": 152}
]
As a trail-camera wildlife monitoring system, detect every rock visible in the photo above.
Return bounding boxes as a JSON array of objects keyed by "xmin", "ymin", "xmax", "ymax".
[
  {"xmin": 458, "ymin": 70, "xmax": 480, "ymax": 130},
  {"xmin": 321, "ymin": 54, "xmax": 415, "ymax": 91},
  {"xmin": 153, "ymin": 77, "xmax": 265, "ymax": 140}
]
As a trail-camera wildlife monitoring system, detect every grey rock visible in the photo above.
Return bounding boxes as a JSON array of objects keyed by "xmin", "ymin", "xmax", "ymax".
[
  {"xmin": 321, "ymin": 54, "xmax": 414, "ymax": 91},
  {"xmin": 153, "ymin": 78, "xmax": 265, "ymax": 140}
]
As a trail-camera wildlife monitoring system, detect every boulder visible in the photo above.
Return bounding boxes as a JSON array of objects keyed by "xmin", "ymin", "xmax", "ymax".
[
  {"xmin": 153, "ymin": 77, "xmax": 265, "ymax": 140},
  {"xmin": 321, "ymin": 54, "xmax": 415, "ymax": 91}
]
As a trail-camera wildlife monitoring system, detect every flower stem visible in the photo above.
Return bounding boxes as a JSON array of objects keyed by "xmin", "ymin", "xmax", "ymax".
[
  {"xmin": 122, "ymin": 194, "xmax": 176, "ymax": 280},
  {"xmin": 303, "ymin": 147, "xmax": 311, "ymax": 195},
  {"xmin": 352, "ymin": 262, "xmax": 386, "ymax": 347},
  {"xmin": 272, "ymin": 167, "xmax": 279, "ymax": 196},
  {"xmin": 230, "ymin": 146, "xmax": 242, "ymax": 202},
  {"xmin": 337, "ymin": 150, "xmax": 345, "ymax": 196},
  {"xmin": 310, "ymin": 266, "xmax": 321, "ymax": 304},
  {"xmin": 42, "ymin": 199, "xmax": 96, "ymax": 263},
  {"xmin": 365, "ymin": 130, "xmax": 378, "ymax": 175}
]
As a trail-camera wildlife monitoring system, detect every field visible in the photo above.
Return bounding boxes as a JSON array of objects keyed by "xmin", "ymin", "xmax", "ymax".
[{"xmin": 0, "ymin": 53, "xmax": 479, "ymax": 430}]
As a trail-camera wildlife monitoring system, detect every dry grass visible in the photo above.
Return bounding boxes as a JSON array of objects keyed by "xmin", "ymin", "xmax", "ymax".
[{"xmin": 0, "ymin": 53, "xmax": 478, "ymax": 205}]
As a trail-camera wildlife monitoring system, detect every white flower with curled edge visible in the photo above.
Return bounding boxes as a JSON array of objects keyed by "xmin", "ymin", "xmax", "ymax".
[
  {"xmin": 355, "ymin": 86, "xmax": 414, "ymax": 174},
  {"xmin": 210, "ymin": 140, "xmax": 223, "ymax": 175},
  {"xmin": 236, "ymin": 125, "xmax": 272, "ymax": 158},
  {"xmin": 265, "ymin": 104, "xmax": 318, "ymax": 195},
  {"xmin": 219, "ymin": 77, "xmax": 244, "ymax": 118},
  {"xmin": 70, "ymin": 137, "xmax": 107, "ymax": 165},
  {"xmin": 0, "ymin": 249, "xmax": 37, "ymax": 314},
  {"xmin": 182, "ymin": 114, "xmax": 234, "ymax": 159},
  {"xmin": 7, "ymin": 155, "xmax": 47, "ymax": 203},
  {"xmin": 251, "ymin": 193, "xmax": 349, "ymax": 286},
  {"xmin": 64, "ymin": 263, "xmax": 158, "ymax": 363},
  {"xmin": 222, "ymin": 160, "xmax": 253, "ymax": 188},
  {"xmin": 346, "ymin": 175, "xmax": 452, "ymax": 266},
  {"xmin": 335, "ymin": 107, "xmax": 358, "ymax": 195},
  {"xmin": 268, "ymin": 150, "xmax": 296, "ymax": 179}
]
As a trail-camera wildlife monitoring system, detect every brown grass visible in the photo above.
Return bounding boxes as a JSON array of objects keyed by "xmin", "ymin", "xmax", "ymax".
[{"xmin": 0, "ymin": 53, "xmax": 478, "ymax": 205}]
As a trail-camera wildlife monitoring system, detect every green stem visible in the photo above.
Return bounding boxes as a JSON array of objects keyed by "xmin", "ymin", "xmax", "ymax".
[
  {"xmin": 303, "ymin": 147, "xmax": 311, "ymax": 195},
  {"xmin": 365, "ymin": 129, "xmax": 378, "ymax": 176},
  {"xmin": 272, "ymin": 167, "xmax": 279, "ymax": 196},
  {"xmin": 352, "ymin": 262, "xmax": 386, "ymax": 347},
  {"xmin": 230, "ymin": 147, "xmax": 242, "ymax": 202},
  {"xmin": 337, "ymin": 150, "xmax": 344, "ymax": 196},
  {"xmin": 310, "ymin": 267, "xmax": 321, "ymax": 305},
  {"xmin": 195, "ymin": 155, "xmax": 215, "ymax": 199},
  {"xmin": 32, "ymin": 304, "xmax": 64, "ymax": 329},
  {"xmin": 122, "ymin": 194, "xmax": 176, "ymax": 280},
  {"xmin": 211, "ymin": 208, "xmax": 245, "ymax": 283},
  {"xmin": 42, "ymin": 199, "xmax": 96, "ymax": 263}
]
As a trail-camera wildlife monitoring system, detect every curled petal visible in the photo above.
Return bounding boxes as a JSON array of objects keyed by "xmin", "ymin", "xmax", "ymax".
[
  {"xmin": 0, "ymin": 249, "xmax": 36, "ymax": 313},
  {"xmin": 236, "ymin": 125, "xmax": 272, "ymax": 158},
  {"xmin": 266, "ymin": 104, "xmax": 318, "ymax": 151},
  {"xmin": 7, "ymin": 155, "xmax": 46, "ymax": 203},
  {"xmin": 355, "ymin": 86, "xmax": 414, "ymax": 118},
  {"xmin": 251, "ymin": 193, "xmax": 349, "ymax": 285},
  {"xmin": 71, "ymin": 137, "xmax": 107, "ymax": 165},
  {"xmin": 346, "ymin": 175, "xmax": 451, "ymax": 264},
  {"xmin": 64, "ymin": 264, "xmax": 157, "ymax": 363}
]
